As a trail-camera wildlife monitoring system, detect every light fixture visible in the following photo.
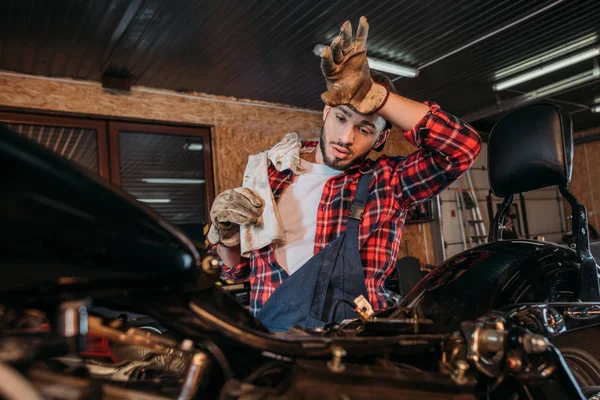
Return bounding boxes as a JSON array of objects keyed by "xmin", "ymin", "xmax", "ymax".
[
  {"xmin": 462, "ymin": 68, "xmax": 600, "ymax": 122},
  {"xmin": 493, "ymin": 47, "xmax": 600, "ymax": 91},
  {"xmin": 494, "ymin": 34, "xmax": 598, "ymax": 80},
  {"xmin": 532, "ymin": 68, "xmax": 600, "ymax": 98},
  {"xmin": 141, "ymin": 178, "xmax": 205, "ymax": 184},
  {"xmin": 312, "ymin": 44, "xmax": 419, "ymax": 78},
  {"xmin": 184, "ymin": 143, "xmax": 203, "ymax": 151},
  {"xmin": 592, "ymin": 104, "xmax": 600, "ymax": 113},
  {"xmin": 137, "ymin": 198, "xmax": 172, "ymax": 203}
]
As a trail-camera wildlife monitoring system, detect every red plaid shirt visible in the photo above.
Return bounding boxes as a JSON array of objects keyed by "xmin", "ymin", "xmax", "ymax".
[{"xmin": 222, "ymin": 103, "xmax": 481, "ymax": 315}]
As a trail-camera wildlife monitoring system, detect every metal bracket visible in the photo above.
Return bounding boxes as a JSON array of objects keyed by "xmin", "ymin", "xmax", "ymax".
[
  {"xmin": 559, "ymin": 186, "xmax": 600, "ymax": 302},
  {"xmin": 349, "ymin": 201, "xmax": 366, "ymax": 221}
]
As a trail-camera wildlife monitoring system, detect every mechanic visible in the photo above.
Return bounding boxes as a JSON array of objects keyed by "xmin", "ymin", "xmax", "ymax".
[{"xmin": 208, "ymin": 17, "xmax": 481, "ymax": 332}]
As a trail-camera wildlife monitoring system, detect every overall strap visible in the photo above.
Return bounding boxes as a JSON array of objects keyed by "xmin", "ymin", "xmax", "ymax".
[{"xmin": 345, "ymin": 173, "xmax": 373, "ymax": 248}]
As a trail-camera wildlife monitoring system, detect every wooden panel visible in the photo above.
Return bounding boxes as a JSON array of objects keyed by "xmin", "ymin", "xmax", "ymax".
[
  {"xmin": 567, "ymin": 144, "xmax": 597, "ymax": 232},
  {"xmin": 212, "ymin": 125, "xmax": 320, "ymax": 193},
  {"xmin": 0, "ymin": 74, "xmax": 438, "ymax": 263},
  {"xmin": 585, "ymin": 141, "xmax": 600, "ymax": 231}
]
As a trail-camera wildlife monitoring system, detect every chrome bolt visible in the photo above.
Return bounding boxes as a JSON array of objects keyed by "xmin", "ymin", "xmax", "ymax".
[
  {"xmin": 522, "ymin": 333, "xmax": 549, "ymax": 354},
  {"xmin": 478, "ymin": 327, "xmax": 504, "ymax": 353},
  {"xmin": 327, "ymin": 346, "xmax": 347, "ymax": 373},
  {"xmin": 453, "ymin": 360, "xmax": 469, "ymax": 385},
  {"xmin": 201, "ymin": 255, "xmax": 222, "ymax": 274},
  {"xmin": 180, "ymin": 339, "xmax": 194, "ymax": 352}
]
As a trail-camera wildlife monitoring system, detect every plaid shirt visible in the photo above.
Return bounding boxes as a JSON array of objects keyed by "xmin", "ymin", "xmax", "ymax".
[{"xmin": 222, "ymin": 103, "xmax": 481, "ymax": 315}]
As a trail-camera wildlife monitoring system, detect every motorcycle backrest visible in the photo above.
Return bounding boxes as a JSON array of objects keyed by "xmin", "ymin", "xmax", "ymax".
[{"xmin": 488, "ymin": 103, "xmax": 573, "ymax": 197}]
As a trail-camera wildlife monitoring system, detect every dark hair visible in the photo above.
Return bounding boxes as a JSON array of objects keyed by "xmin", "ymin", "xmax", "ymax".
[{"xmin": 370, "ymin": 71, "xmax": 397, "ymax": 152}]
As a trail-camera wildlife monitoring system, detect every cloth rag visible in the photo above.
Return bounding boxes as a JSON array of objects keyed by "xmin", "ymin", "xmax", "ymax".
[{"xmin": 240, "ymin": 133, "xmax": 308, "ymax": 257}]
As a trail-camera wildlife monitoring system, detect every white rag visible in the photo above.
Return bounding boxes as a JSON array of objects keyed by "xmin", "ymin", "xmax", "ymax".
[{"xmin": 240, "ymin": 133, "xmax": 307, "ymax": 257}]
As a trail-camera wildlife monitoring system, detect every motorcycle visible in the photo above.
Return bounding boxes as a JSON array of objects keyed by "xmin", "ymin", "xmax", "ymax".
[{"xmin": 0, "ymin": 102, "xmax": 597, "ymax": 399}]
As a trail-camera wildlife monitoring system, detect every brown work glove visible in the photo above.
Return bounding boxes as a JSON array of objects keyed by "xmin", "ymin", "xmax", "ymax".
[
  {"xmin": 207, "ymin": 188, "xmax": 265, "ymax": 247},
  {"xmin": 320, "ymin": 16, "xmax": 389, "ymax": 115}
]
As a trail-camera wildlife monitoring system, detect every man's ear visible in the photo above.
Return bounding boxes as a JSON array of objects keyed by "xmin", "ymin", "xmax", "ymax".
[
  {"xmin": 374, "ymin": 128, "xmax": 391, "ymax": 149},
  {"xmin": 323, "ymin": 105, "xmax": 331, "ymax": 121}
]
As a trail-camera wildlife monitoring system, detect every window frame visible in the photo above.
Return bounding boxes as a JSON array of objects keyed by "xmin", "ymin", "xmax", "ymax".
[
  {"xmin": 108, "ymin": 121, "xmax": 215, "ymax": 219},
  {"xmin": 0, "ymin": 111, "xmax": 109, "ymax": 179}
]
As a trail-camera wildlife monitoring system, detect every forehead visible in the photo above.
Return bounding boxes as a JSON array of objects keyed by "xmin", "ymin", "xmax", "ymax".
[{"xmin": 334, "ymin": 105, "xmax": 386, "ymax": 130}]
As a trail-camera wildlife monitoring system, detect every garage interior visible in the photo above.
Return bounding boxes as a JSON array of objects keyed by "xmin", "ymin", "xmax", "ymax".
[
  {"xmin": 1, "ymin": 0, "xmax": 599, "ymax": 267},
  {"xmin": 0, "ymin": 0, "xmax": 600, "ymax": 400}
]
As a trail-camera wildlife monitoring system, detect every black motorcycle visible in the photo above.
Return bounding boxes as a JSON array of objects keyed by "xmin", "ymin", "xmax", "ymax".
[{"xmin": 0, "ymin": 103, "xmax": 597, "ymax": 399}]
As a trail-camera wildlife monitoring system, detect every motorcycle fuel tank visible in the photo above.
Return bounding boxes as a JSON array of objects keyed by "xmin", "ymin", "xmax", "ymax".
[{"xmin": 0, "ymin": 123, "xmax": 202, "ymax": 295}]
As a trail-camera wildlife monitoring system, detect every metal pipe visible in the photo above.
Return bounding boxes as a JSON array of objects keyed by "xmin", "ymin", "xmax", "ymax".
[
  {"xmin": 87, "ymin": 316, "xmax": 179, "ymax": 355},
  {"xmin": 178, "ymin": 352, "xmax": 209, "ymax": 400},
  {"xmin": 557, "ymin": 187, "xmax": 567, "ymax": 235},
  {"xmin": 519, "ymin": 193, "xmax": 530, "ymax": 238}
]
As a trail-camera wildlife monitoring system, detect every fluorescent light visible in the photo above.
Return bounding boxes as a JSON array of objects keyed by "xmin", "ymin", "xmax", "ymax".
[
  {"xmin": 493, "ymin": 47, "xmax": 600, "ymax": 91},
  {"xmin": 494, "ymin": 34, "xmax": 598, "ymax": 80},
  {"xmin": 137, "ymin": 198, "xmax": 171, "ymax": 203},
  {"xmin": 592, "ymin": 105, "xmax": 600, "ymax": 113},
  {"xmin": 366, "ymin": 58, "xmax": 419, "ymax": 78},
  {"xmin": 532, "ymin": 68, "xmax": 600, "ymax": 98},
  {"xmin": 141, "ymin": 178, "xmax": 205, "ymax": 184},
  {"xmin": 185, "ymin": 143, "xmax": 203, "ymax": 151},
  {"xmin": 313, "ymin": 44, "xmax": 419, "ymax": 78}
]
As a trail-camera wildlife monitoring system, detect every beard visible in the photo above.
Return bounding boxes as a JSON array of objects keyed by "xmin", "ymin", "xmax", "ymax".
[{"xmin": 318, "ymin": 125, "xmax": 371, "ymax": 171}]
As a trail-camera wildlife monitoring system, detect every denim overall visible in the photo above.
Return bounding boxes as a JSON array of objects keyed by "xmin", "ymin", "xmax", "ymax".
[{"xmin": 256, "ymin": 173, "xmax": 372, "ymax": 332}]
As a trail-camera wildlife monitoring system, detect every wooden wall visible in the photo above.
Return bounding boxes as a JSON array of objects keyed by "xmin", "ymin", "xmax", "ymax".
[
  {"xmin": 0, "ymin": 72, "xmax": 434, "ymax": 263},
  {"xmin": 569, "ymin": 127, "xmax": 600, "ymax": 233}
]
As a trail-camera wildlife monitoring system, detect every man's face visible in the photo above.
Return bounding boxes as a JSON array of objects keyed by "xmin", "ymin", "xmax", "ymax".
[{"xmin": 319, "ymin": 105, "xmax": 389, "ymax": 170}]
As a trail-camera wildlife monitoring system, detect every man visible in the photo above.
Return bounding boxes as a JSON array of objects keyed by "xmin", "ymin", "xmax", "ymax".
[{"xmin": 208, "ymin": 17, "xmax": 481, "ymax": 332}]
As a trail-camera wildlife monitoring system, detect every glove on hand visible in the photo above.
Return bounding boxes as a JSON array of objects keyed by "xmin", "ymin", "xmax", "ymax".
[
  {"xmin": 320, "ymin": 16, "xmax": 389, "ymax": 115},
  {"xmin": 207, "ymin": 188, "xmax": 265, "ymax": 247}
]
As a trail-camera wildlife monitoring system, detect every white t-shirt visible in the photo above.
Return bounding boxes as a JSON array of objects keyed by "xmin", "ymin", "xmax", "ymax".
[{"xmin": 274, "ymin": 159, "xmax": 342, "ymax": 275}]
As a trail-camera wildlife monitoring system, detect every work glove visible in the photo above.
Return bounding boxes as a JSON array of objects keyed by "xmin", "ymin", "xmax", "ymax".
[
  {"xmin": 207, "ymin": 188, "xmax": 265, "ymax": 247},
  {"xmin": 320, "ymin": 16, "xmax": 389, "ymax": 115}
]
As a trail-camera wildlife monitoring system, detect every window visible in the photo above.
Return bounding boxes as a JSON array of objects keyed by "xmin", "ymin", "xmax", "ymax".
[
  {"xmin": 109, "ymin": 122, "xmax": 214, "ymax": 243},
  {"xmin": 0, "ymin": 113, "xmax": 108, "ymax": 178},
  {"xmin": 0, "ymin": 112, "xmax": 214, "ymax": 244}
]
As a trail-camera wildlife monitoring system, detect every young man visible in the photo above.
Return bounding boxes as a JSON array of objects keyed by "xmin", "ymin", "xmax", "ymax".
[{"xmin": 208, "ymin": 17, "xmax": 481, "ymax": 332}]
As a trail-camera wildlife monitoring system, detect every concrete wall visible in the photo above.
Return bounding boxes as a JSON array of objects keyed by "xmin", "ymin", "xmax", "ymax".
[{"xmin": 0, "ymin": 71, "xmax": 435, "ymax": 263}]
